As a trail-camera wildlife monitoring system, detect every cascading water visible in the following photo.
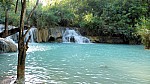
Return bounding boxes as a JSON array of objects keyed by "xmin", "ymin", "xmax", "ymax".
[
  {"xmin": 24, "ymin": 27, "xmax": 37, "ymax": 43},
  {"xmin": 0, "ymin": 24, "xmax": 37, "ymax": 53},
  {"xmin": 63, "ymin": 28, "xmax": 91, "ymax": 43},
  {"xmin": 0, "ymin": 24, "xmax": 4, "ymax": 33},
  {"xmin": 12, "ymin": 27, "xmax": 37, "ymax": 43},
  {"xmin": 0, "ymin": 24, "xmax": 37, "ymax": 43}
]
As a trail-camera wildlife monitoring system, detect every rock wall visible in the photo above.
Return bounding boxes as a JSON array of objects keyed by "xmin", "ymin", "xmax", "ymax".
[
  {"xmin": 35, "ymin": 27, "xmax": 66, "ymax": 42},
  {"xmin": 36, "ymin": 29, "xmax": 49, "ymax": 42},
  {"xmin": 34, "ymin": 27, "xmax": 129, "ymax": 44},
  {"xmin": 35, "ymin": 27, "xmax": 74, "ymax": 42},
  {"xmin": 0, "ymin": 23, "xmax": 139, "ymax": 44}
]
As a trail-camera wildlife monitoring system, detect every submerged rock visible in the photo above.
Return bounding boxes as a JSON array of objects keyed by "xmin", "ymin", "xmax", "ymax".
[
  {"xmin": 99, "ymin": 65, "xmax": 108, "ymax": 69},
  {"xmin": 0, "ymin": 38, "xmax": 17, "ymax": 53}
]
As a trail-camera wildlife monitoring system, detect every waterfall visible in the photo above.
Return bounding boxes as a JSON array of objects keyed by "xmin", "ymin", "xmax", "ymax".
[
  {"xmin": 10, "ymin": 27, "xmax": 37, "ymax": 43},
  {"xmin": 63, "ymin": 28, "xmax": 91, "ymax": 43},
  {"xmin": 1, "ymin": 24, "xmax": 91, "ymax": 43},
  {"xmin": 0, "ymin": 24, "xmax": 37, "ymax": 43},
  {"xmin": 0, "ymin": 24, "xmax": 4, "ymax": 33},
  {"xmin": 6, "ymin": 36, "xmax": 16, "ymax": 44},
  {"xmin": 0, "ymin": 25, "xmax": 37, "ymax": 53},
  {"xmin": 24, "ymin": 27, "xmax": 37, "ymax": 43}
]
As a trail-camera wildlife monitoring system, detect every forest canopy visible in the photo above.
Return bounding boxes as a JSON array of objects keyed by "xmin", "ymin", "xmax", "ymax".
[{"xmin": 0, "ymin": 0, "xmax": 150, "ymax": 43}]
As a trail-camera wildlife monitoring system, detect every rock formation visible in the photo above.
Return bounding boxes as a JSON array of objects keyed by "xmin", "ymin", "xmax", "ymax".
[
  {"xmin": 1, "ymin": 24, "xmax": 137, "ymax": 44},
  {"xmin": 36, "ymin": 28, "xmax": 49, "ymax": 42},
  {"xmin": 0, "ymin": 38, "xmax": 17, "ymax": 53}
]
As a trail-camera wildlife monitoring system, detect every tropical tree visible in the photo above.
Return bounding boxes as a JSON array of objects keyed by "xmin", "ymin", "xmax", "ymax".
[
  {"xmin": 0, "ymin": 0, "xmax": 14, "ymax": 37},
  {"xmin": 1, "ymin": 0, "xmax": 150, "ymax": 44},
  {"xmin": 15, "ymin": 0, "xmax": 39, "ymax": 83},
  {"xmin": 136, "ymin": 17, "xmax": 150, "ymax": 49}
]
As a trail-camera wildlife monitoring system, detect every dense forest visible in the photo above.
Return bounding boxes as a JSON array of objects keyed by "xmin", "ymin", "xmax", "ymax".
[
  {"xmin": 0, "ymin": 0, "xmax": 150, "ymax": 84},
  {"xmin": 0, "ymin": 0, "xmax": 150, "ymax": 48}
]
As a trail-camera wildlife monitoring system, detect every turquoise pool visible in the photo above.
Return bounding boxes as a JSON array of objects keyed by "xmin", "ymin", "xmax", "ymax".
[{"xmin": 0, "ymin": 43, "xmax": 150, "ymax": 84}]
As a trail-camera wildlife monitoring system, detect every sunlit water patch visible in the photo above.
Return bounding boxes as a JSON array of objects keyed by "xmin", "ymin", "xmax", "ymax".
[{"xmin": 0, "ymin": 43, "xmax": 150, "ymax": 84}]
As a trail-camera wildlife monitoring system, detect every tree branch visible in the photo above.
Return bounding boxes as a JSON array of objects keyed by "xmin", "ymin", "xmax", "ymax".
[
  {"xmin": 15, "ymin": 0, "xmax": 19, "ymax": 13},
  {"xmin": 27, "ymin": 0, "xmax": 39, "ymax": 24},
  {"xmin": 25, "ymin": 35, "xmax": 31, "ymax": 50},
  {"xmin": 23, "ymin": 0, "xmax": 39, "ymax": 38},
  {"xmin": 23, "ymin": 26, "xmax": 31, "ymax": 39}
]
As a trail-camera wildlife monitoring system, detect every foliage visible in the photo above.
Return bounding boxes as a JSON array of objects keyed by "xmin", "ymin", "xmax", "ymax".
[
  {"xmin": 0, "ymin": 0, "xmax": 150, "ymax": 43},
  {"xmin": 136, "ymin": 17, "xmax": 150, "ymax": 49},
  {"xmin": 0, "ymin": 0, "xmax": 14, "ymax": 10},
  {"xmin": 0, "ymin": 0, "xmax": 19, "ymax": 25}
]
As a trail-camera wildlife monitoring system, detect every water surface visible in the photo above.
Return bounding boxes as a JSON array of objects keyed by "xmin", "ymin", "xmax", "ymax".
[{"xmin": 0, "ymin": 43, "xmax": 150, "ymax": 84}]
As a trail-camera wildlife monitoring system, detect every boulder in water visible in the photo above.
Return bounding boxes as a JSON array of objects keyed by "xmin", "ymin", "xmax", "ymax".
[{"xmin": 0, "ymin": 38, "xmax": 17, "ymax": 53}]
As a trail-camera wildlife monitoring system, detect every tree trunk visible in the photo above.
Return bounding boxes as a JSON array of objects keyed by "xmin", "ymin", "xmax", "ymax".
[
  {"xmin": 17, "ymin": 41, "xmax": 27, "ymax": 83},
  {"xmin": 1, "ymin": 9, "xmax": 8, "ymax": 38},
  {"xmin": 145, "ymin": 40, "xmax": 150, "ymax": 49},
  {"xmin": 16, "ymin": 0, "xmax": 27, "ymax": 83},
  {"xmin": 15, "ymin": 0, "xmax": 39, "ymax": 83},
  {"xmin": 4, "ymin": 9, "xmax": 8, "ymax": 37}
]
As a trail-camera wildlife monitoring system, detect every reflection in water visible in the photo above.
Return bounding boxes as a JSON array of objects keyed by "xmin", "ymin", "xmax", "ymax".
[{"xmin": 0, "ymin": 43, "xmax": 150, "ymax": 84}]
